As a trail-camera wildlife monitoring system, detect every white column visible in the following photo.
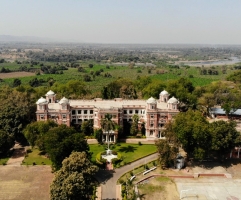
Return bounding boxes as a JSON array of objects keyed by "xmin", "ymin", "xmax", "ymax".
[{"xmin": 114, "ymin": 135, "xmax": 116, "ymax": 143}]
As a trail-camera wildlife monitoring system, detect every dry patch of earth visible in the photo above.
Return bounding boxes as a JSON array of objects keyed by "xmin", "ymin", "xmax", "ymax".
[
  {"xmin": 0, "ymin": 166, "xmax": 54, "ymax": 200},
  {"xmin": 0, "ymin": 72, "xmax": 35, "ymax": 79},
  {"xmin": 138, "ymin": 176, "xmax": 179, "ymax": 200}
]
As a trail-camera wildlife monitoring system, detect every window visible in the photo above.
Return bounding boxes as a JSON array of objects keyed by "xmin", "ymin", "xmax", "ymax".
[
  {"xmin": 150, "ymin": 130, "xmax": 153, "ymax": 136},
  {"xmin": 129, "ymin": 110, "xmax": 133, "ymax": 114},
  {"xmin": 159, "ymin": 123, "xmax": 164, "ymax": 127},
  {"xmin": 62, "ymin": 114, "xmax": 66, "ymax": 119},
  {"xmin": 39, "ymin": 105, "xmax": 44, "ymax": 110},
  {"xmin": 124, "ymin": 110, "xmax": 127, "ymax": 114},
  {"xmin": 151, "ymin": 115, "xmax": 154, "ymax": 118},
  {"xmin": 150, "ymin": 124, "xmax": 154, "ymax": 127},
  {"xmin": 40, "ymin": 115, "xmax": 44, "ymax": 120},
  {"xmin": 90, "ymin": 110, "xmax": 93, "ymax": 114},
  {"xmin": 72, "ymin": 110, "xmax": 76, "ymax": 115},
  {"xmin": 135, "ymin": 110, "xmax": 138, "ymax": 114},
  {"xmin": 78, "ymin": 110, "xmax": 81, "ymax": 114},
  {"xmin": 152, "ymin": 105, "xmax": 155, "ymax": 109},
  {"xmin": 84, "ymin": 110, "xmax": 87, "ymax": 114},
  {"xmin": 78, "ymin": 119, "xmax": 82, "ymax": 123},
  {"xmin": 72, "ymin": 119, "xmax": 76, "ymax": 124},
  {"xmin": 84, "ymin": 119, "xmax": 87, "ymax": 121}
]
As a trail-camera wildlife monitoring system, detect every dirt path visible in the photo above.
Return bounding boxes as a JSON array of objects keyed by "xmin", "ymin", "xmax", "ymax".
[{"xmin": 7, "ymin": 144, "xmax": 26, "ymax": 166}]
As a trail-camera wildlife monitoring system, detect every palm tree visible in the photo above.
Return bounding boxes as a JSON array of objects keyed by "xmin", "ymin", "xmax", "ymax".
[{"xmin": 100, "ymin": 114, "xmax": 116, "ymax": 151}]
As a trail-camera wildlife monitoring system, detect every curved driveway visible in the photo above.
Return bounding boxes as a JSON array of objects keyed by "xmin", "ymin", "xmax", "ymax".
[{"xmin": 95, "ymin": 153, "xmax": 158, "ymax": 200}]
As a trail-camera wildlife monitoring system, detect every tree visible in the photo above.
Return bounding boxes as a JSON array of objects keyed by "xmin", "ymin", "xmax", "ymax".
[
  {"xmin": 130, "ymin": 114, "xmax": 139, "ymax": 136},
  {"xmin": 100, "ymin": 114, "xmax": 116, "ymax": 150},
  {"xmin": 0, "ymin": 87, "xmax": 36, "ymax": 141},
  {"xmin": 141, "ymin": 80, "xmax": 165, "ymax": 99},
  {"xmin": 43, "ymin": 125, "xmax": 90, "ymax": 170},
  {"xmin": 94, "ymin": 129, "xmax": 103, "ymax": 143},
  {"xmin": 172, "ymin": 110, "xmax": 211, "ymax": 160},
  {"xmin": 50, "ymin": 152, "xmax": 98, "ymax": 200},
  {"xmin": 83, "ymin": 74, "xmax": 91, "ymax": 82},
  {"xmin": 166, "ymin": 78, "xmax": 197, "ymax": 110},
  {"xmin": 13, "ymin": 78, "xmax": 21, "ymax": 87},
  {"xmin": 81, "ymin": 119, "xmax": 93, "ymax": 136},
  {"xmin": 209, "ymin": 120, "xmax": 239, "ymax": 159},
  {"xmin": 0, "ymin": 130, "xmax": 14, "ymax": 156},
  {"xmin": 155, "ymin": 139, "xmax": 178, "ymax": 169},
  {"xmin": 23, "ymin": 120, "xmax": 58, "ymax": 148}
]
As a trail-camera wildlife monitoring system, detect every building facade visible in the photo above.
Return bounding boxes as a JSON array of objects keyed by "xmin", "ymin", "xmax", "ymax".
[{"xmin": 36, "ymin": 90, "xmax": 179, "ymax": 141}]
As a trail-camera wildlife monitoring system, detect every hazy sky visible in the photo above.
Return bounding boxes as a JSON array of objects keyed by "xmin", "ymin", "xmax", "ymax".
[{"xmin": 1, "ymin": 0, "xmax": 241, "ymax": 44}]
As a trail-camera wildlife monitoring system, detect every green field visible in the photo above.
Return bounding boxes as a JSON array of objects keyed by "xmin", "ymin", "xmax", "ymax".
[
  {"xmin": 22, "ymin": 148, "xmax": 52, "ymax": 165},
  {"xmin": 89, "ymin": 143, "xmax": 157, "ymax": 165},
  {"xmin": 0, "ymin": 62, "xmax": 238, "ymax": 93}
]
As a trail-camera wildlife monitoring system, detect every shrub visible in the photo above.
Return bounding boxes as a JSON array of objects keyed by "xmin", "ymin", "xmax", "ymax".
[
  {"xmin": 112, "ymin": 150, "xmax": 117, "ymax": 155},
  {"xmin": 138, "ymin": 141, "xmax": 142, "ymax": 146}
]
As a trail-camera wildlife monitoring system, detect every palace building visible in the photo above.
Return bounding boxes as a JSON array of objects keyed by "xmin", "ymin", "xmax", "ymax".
[{"xmin": 36, "ymin": 90, "xmax": 179, "ymax": 141}]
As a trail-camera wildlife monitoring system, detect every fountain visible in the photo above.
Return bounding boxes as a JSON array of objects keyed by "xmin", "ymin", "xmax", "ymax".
[{"xmin": 101, "ymin": 139, "xmax": 117, "ymax": 162}]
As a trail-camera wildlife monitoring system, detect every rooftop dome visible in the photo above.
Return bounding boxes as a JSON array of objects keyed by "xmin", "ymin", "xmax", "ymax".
[
  {"xmin": 36, "ymin": 97, "xmax": 48, "ymax": 104},
  {"xmin": 59, "ymin": 97, "xmax": 69, "ymax": 104},
  {"xmin": 160, "ymin": 90, "xmax": 169, "ymax": 95},
  {"xmin": 167, "ymin": 96, "xmax": 178, "ymax": 104},
  {"xmin": 147, "ymin": 97, "xmax": 157, "ymax": 104},
  {"xmin": 46, "ymin": 90, "xmax": 55, "ymax": 96}
]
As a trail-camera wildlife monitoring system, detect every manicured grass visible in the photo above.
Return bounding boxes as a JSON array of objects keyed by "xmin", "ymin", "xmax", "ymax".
[
  {"xmin": 22, "ymin": 148, "xmax": 52, "ymax": 165},
  {"xmin": 0, "ymin": 156, "xmax": 10, "ymax": 165},
  {"xmin": 89, "ymin": 143, "xmax": 157, "ymax": 165}
]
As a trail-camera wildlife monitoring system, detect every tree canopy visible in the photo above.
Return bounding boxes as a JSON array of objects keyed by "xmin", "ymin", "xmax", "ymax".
[
  {"xmin": 43, "ymin": 125, "xmax": 90, "ymax": 170},
  {"xmin": 50, "ymin": 152, "xmax": 98, "ymax": 200}
]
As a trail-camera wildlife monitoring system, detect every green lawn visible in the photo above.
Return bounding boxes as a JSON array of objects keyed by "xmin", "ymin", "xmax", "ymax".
[
  {"xmin": 22, "ymin": 148, "xmax": 52, "ymax": 165},
  {"xmin": 0, "ymin": 156, "xmax": 10, "ymax": 165},
  {"xmin": 89, "ymin": 143, "xmax": 157, "ymax": 165}
]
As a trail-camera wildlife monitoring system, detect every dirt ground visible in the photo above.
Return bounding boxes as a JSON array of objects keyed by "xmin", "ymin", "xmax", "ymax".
[
  {"xmin": 0, "ymin": 72, "xmax": 35, "ymax": 79},
  {"xmin": 138, "ymin": 176, "xmax": 179, "ymax": 200},
  {"xmin": 0, "ymin": 166, "xmax": 54, "ymax": 200}
]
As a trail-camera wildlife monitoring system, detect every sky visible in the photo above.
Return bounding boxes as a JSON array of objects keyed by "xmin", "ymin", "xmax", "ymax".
[{"xmin": 1, "ymin": 0, "xmax": 241, "ymax": 44}]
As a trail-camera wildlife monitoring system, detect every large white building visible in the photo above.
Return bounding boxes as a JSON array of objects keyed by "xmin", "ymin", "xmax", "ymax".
[{"xmin": 36, "ymin": 90, "xmax": 179, "ymax": 141}]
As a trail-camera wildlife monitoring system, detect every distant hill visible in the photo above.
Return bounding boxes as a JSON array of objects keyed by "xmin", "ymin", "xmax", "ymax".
[
  {"xmin": 0, "ymin": 35, "xmax": 57, "ymax": 43},
  {"xmin": 0, "ymin": 35, "xmax": 85, "ymax": 43}
]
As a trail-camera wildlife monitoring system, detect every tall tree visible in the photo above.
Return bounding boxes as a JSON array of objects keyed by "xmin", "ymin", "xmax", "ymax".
[
  {"xmin": 0, "ymin": 87, "xmax": 36, "ymax": 141},
  {"xmin": 172, "ymin": 110, "xmax": 211, "ymax": 160},
  {"xmin": 155, "ymin": 139, "xmax": 178, "ymax": 168},
  {"xmin": 130, "ymin": 114, "xmax": 139, "ymax": 136},
  {"xmin": 50, "ymin": 152, "xmax": 98, "ymax": 200},
  {"xmin": 43, "ymin": 125, "xmax": 90, "ymax": 170},
  {"xmin": 0, "ymin": 130, "xmax": 14, "ymax": 156},
  {"xmin": 209, "ymin": 120, "xmax": 239, "ymax": 159},
  {"xmin": 23, "ymin": 120, "xmax": 58, "ymax": 148},
  {"xmin": 100, "ymin": 114, "xmax": 116, "ymax": 150},
  {"xmin": 81, "ymin": 119, "xmax": 93, "ymax": 136}
]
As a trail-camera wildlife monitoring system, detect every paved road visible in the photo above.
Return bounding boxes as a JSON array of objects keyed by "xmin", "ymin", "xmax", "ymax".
[{"xmin": 95, "ymin": 153, "xmax": 158, "ymax": 200}]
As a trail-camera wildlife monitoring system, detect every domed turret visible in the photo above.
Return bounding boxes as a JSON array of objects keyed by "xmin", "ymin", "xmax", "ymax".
[
  {"xmin": 36, "ymin": 97, "xmax": 48, "ymax": 104},
  {"xmin": 159, "ymin": 90, "xmax": 169, "ymax": 102},
  {"xmin": 45, "ymin": 90, "xmax": 56, "ymax": 103},
  {"xmin": 147, "ymin": 97, "xmax": 157, "ymax": 104},
  {"xmin": 59, "ymin": 97, "xmax": 69, "ymax": 104},
  {"xmin": 167, "ymin": 96, "xmax": 178, "ymax": 104},
  {"xmin": 167, "ymin": 96, "xmax": 179, "ymax": 110},
  {"xmin": 147, "ymin": 97, "xmax": 157, "ymax": 110}
]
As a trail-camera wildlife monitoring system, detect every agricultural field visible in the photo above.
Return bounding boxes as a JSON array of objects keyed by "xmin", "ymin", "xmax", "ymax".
[{"xmin": 1, "ymin": 62, "xmax": 238, "ymax": 91}]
